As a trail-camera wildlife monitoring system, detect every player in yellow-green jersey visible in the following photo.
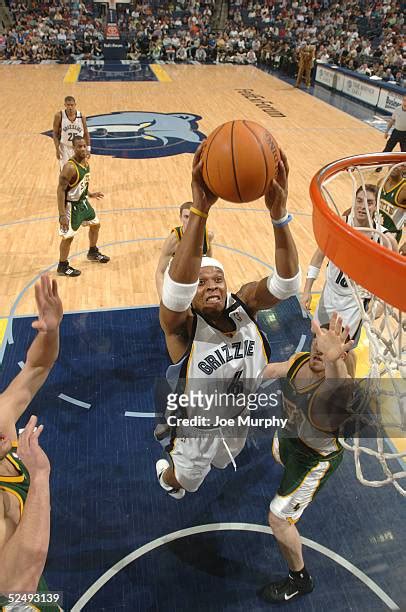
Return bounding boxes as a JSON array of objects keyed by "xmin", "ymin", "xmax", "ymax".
[
  {"xmin": 57, "ymin": 135, "xmax": 110, "ymax": 277},
  {"xmin": 0, "ymin": 275, "xmax": 63, "ymax": 610},
  {"xmin": 259, "ymin": 314, "xmax": 357, "ymax": 604},
  {"xmin": 379, "ymin": 163, "xmax": 405, "ymax": 248},
  {"xmin": 155, "ymin": 201, "xmax": 215, "ymax": 299}
]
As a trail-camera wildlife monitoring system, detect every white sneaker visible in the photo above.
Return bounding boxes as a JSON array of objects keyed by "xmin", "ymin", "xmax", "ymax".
[{"xmin": 156, "ymin": 459, "xmax": 185, "ymax": 499}]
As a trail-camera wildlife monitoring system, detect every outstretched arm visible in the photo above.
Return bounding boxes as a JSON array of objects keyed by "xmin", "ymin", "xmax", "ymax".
[
  {"xmin": 52, "ymin": 112, "xmax": 62, "ymax": 160},
  {"xmin": 207, "ymin": 230, "xmax": 214, "ymax": 256},
  {"xmin": 311, "ymin": 314, "xmax": 357, "ymax": 432},
  {"xmin": 384, "ymin": 115, "xmax": 395, "ymax": 139},
  {"xmin": 262, "ymin": 359, "xmax": 291, "ymax": 380},
  {"xmin": 159, "ymin": 144, "xmax": 218, "ymax": 359},
  {"xmin": 301, "ymin": 246, "xmax": 325, "ymax": 310},
  {"xmin": 155, "ymin": 233, "xmax": 178, "ymax": 300},
  {"xmin": 0, "ymin": 416, "xmax": 50, "ymax": 593},
  {"xmin": 81, "ymin": 114, "xmax": 91, "ymax": 149},
  {"xmin": 57, "ymin": 162, "xmax": 76, "ymax": 232},
  {"xmin": 0, "ymin": 276, "xmax": 63, "ymax": 441},
  {"xmin": 236, "ymin": 150, "xmax": 300, "ymax": 314}
]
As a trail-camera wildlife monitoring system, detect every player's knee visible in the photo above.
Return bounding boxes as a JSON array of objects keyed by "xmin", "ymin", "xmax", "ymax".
[
  {"xmin": 62, "ymin": 236, "xmax": 74, "ymax": 244},
  {"xmin": 268, "ymin": 509, "xmax": 290, "ymax": 534},
  {"xmin": 183, "ymin": 481, "xmax": 201, "ymax": 493}
]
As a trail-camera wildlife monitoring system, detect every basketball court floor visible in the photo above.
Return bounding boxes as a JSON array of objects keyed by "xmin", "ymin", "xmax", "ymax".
[{"xmin": 0, "ymin": 62, "xmax": 404, "ymax": 611}]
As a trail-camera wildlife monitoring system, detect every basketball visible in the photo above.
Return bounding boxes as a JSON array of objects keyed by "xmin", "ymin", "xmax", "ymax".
[{"xmin": 201, "ymin": 120, "xmax": 281, "ymax": 203}]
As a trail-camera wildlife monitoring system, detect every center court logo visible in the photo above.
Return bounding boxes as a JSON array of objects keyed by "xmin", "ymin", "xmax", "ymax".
[{"xmin": 43, "ymin": 111, "xmax": 205, "ymax": 159}]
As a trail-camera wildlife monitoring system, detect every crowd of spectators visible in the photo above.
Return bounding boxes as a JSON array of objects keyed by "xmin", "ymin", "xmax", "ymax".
[
  {"xmin": 0, "ymin": 0, "xmax": 404, "ymax": 88},
  {"xmin": 0, "ymin": 0, "xmax": 105, "ymax": 61},
  {"xmin": 227, "ymin": 0, "xmax": 405, "ymax": 85}
]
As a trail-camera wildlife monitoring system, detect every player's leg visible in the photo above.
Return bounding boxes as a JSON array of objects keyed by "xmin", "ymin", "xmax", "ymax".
[
  {"xmin": 295, "ymin": 64, "xmax": 304, "ymax": 87},
  {"xmin": 59, "ymin": 236, "xmax": 73, "ymax": 263},
  {"xmin": 305, "ymin": 64, "xmax": 311, "ymax": 88},
  {"xmin": 156, "ymin": 459, "xmax": 185, "ymax": 499},
  {"xmin": 399, "ymin": 130, "xmax": 406, "ymax": 152},
  {"xmin": 260, "ymin": 434, "xmax": 343, "ymax": 603},
  {"xmin": 156, "ymin": 434, "xmax": 217, "ymax": 498},
  {"xmin": 383, "ymin": 129, "xmax": 400, "ymax": 152},
  {"xmin": 59, "ymin": 144, "xmax": 73, "ymax": 171},
  {"xmin": 57, "ymin": 204, "xmax": 81, "ymax": 276},
  {"xmin": 268, "ymin": 511, "xmax": 304, "ymax": 571},
  {"xmin": 86, "ymin": 211, "xmax": 110, "ymax": 263}
]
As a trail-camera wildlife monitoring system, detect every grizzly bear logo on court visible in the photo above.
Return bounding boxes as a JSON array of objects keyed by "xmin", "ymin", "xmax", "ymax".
[{"xmin": 43, "ymin": 111, "xmax": 206, "ymax": 159}]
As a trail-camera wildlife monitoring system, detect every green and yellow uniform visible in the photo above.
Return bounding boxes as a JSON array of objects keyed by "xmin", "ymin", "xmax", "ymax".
[
  {"xmin": 65, "ymin": 158, "xmax": 95, "ymax": 231},
  {"xmin": 270, "ymin": 353, "xmax": 343, "ymax": 523},
  {"xmin": 0, "ymin": 448, "xmax": 60, "ymax": 612},
  {"xmin": 171, "ymin": 225, "xmax": 210, "ymax": 255},
  {"xmin": 379, "ymin": 178, "xmax": 406, "ymax": 243}
]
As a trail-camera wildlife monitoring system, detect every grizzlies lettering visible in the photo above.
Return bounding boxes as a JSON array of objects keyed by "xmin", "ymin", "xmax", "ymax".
[
  {"xmin": 63, "ymin": 123, "xmax": 81, "ymax": 133},
  {"xmin": 198, "ymin": 340, "xmax": 255, "ymax": 375}
]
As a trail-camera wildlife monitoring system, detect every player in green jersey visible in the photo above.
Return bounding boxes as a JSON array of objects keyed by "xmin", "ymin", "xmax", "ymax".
[
  {"xmin": 0, "ymin": 275, "xmax": 63, "ymax": 610},
  {"xmin": 259, "ymin": 314, "xmax": 357, "ymax": 604},
  {"xmin": 57, "ymin": 135, "xmax": 110, "ymax": 277},
  {"xmin": 378, "ymin": 163, "xmax": 406, "ymax": 250}
]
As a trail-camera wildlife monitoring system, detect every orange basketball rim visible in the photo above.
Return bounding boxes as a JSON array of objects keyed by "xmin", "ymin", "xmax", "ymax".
[{"xmin": 310, "ymin": 153, "xmax": 406, "ymax": 312}]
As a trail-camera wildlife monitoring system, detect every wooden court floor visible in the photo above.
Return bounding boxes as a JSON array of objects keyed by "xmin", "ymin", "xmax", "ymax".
[{"xmin": 0, "ymin": 64, "xmax": 386, "ymax": 317}]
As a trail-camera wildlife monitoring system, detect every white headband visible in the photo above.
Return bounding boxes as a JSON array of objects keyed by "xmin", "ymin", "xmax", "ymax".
[{"xmin": 200, "ymin": 257, "xmax": 224, "ymax": 272}]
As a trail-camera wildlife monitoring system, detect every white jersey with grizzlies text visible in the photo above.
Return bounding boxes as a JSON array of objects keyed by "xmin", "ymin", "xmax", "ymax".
[
  {"xmin": 166, "ymin": 293, "xmax": 271, "ymax": 421},
  {"xmin": 60, "ymin": 110, "xmax": 84, "ymax": 147}
]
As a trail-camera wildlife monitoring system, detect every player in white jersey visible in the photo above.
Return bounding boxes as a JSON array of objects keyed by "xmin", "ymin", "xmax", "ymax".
[
  {"xmin": 53, "ymin": 96, "xmax": 91, "ymax": 170},
  {"xmin": 156, "ymin": 144, "xmax": 301, "ymax": 498},
  {"xmin": 302, "ymin": 184, "xmax": 397, "ymax": 342}
]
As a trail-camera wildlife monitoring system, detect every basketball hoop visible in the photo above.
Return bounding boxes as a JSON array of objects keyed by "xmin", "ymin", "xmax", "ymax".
[{"xmin": 310, "ymin": 152, "xmax": 406, "ymax": 496}]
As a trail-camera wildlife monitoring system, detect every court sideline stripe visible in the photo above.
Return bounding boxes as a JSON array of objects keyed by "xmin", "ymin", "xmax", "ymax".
[
  {"xmin": 149, "ymin": 64, "xmax": 172, "ymax": 82},
  {"xmin": 71, "ymin": 522, "xmax": 399, "ymax": 611},
  {"xmin": 63, "ymin": 64, "xmax": 81, "ymax": 83}
]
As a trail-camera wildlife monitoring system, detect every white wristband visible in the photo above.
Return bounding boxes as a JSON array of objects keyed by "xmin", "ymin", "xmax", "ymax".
[
  {"xmin": 307, "ymin": 265, "xmax": 320, "ymax": 280},
  {"xmin": 162, "ymin": 267, "xmax": 199, "ymax": 312},
  {"xmin": 267, "ymin": 269, "xmax": 301, "ymax": 300},
  {"xmin": 87, "ymin": 145, "xmax": 91, "ymax": 152}
]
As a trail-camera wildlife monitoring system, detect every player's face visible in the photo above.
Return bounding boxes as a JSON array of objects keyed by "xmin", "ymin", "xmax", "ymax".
[
  {"xmin": 354, "ymin": 190, "xmax": 376, "ymax": 224},
  {"xmin": 0, "ymin": 432, "xmax": 12, "ymax": 461},
  {"xmin": 180, "ymin": 209, "xmax": 190, "ymax": 229},
  {"xmin": 73, "ymin": 139, "xmax": 87, "ymax": 161},
  {"xmin": 309, "ymin": 336, "xmax": 325, "ymax": 373},
  {"xmin": 193, "ymin": 267, "xmax": 227, "ymax": 316},
  {"xmin": 389, "ymin": 163, "xmax": 406, "ymax": 181},
  {"xmin": 65, "ymin": 100, "xmax": 76, "ymax": 114}
]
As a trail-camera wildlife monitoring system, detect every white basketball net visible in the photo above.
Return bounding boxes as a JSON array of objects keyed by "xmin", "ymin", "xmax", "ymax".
[{"xmin": 320, "ymin": 160, "xmax": 406, "ymax": 496}]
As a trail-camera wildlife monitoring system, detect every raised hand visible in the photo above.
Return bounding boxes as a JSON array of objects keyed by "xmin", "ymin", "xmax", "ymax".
[
  {"xmin": 32, "ymin": 275, "xmax": 63, "ymax": 333},
  {"xmin": 191, "ymin": 142, "xmax": 218, "ymax": 214},
  {"xmin": 311, "ymin": 312, "xmax": 354, "ymax": 363},
  {"xmin": 264, "ymin": 148, "xmax": 289, "ymax": 220},
  {"xmin": 17, "ymin": 415, "xmax": 50, "ymax": 477}
]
